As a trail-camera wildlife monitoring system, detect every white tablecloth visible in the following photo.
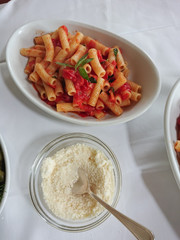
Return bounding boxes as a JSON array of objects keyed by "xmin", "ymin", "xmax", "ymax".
[{"xmin": 0, "ymin": 0, "xmax": 180, "ymax": 239}]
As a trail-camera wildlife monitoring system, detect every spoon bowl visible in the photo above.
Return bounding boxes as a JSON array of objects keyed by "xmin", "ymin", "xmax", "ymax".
[{"xmin": 72, "ymin": 168, "xmax": 155, "ymax": 240}]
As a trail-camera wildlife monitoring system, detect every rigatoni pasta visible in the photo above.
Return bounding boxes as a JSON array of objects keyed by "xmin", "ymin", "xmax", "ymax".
[{"xmin": 20, "ymin": 24, "xmax": 142, "ymax": 120}]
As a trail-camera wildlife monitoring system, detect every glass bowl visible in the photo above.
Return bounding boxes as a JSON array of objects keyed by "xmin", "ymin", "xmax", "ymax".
[{"xmin": 29, "ymin": 132, "xmax": 121, "ymax": 232}]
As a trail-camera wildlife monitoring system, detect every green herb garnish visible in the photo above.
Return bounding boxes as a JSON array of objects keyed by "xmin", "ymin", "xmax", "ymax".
[
  {"xmin": 78, "ymin": 67, "xmax": 89, "ymax": 80},
  {"xmin": 56, "ymin": 62, "xmax": 74, "ymax": 68},
  {"xmin": 78, "ymin": 67, "xmax": 97, "ymax": 83},
  {"xmin": 113, "ymin": 48, "xmax": 118, "ymax": 58},
  {"xmin": 89, "ymin": 77, "xmax": 97, "ymax": 83},
  {"xmin": 56, "ymin": 53, "xmax": 94, "ymax": 82},
  {"xmin": 75, "ymin": 53, "xmax": 88, "ymax": 70}
]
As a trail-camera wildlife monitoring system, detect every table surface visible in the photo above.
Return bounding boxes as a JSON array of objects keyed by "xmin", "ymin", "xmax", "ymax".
[{"xmin": 0, "ymin": 0, "xmax": 180, "ymax": 239}]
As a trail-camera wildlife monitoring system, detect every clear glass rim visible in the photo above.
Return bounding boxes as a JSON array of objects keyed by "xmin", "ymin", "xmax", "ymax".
[{"xmin": 29, "ymin": 132, "xmax": 122, "ymax": 232}]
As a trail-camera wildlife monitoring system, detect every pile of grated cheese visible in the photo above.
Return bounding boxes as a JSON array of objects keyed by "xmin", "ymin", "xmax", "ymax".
[{"xmin": 41, "ymin": 143, "xmax": 115, "ymax": 220}]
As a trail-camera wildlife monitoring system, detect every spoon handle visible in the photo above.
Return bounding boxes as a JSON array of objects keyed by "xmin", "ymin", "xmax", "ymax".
[{"xmin": 90, "ymin": 191, "xmax": 154, "ymax": 240}]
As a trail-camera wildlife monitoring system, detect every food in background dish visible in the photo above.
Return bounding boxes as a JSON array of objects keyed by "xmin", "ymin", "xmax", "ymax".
[
  {"xmin": 0, "ymin": 147, "xmax": 5, "ymax": 202},
  {"xmin": 174, "ymin": 115, "xmax": 180, "ymax": 166},
  {"xmin": 41, "ymin": 143, "xmax": 115, "ymax": 220},
  {"xmin": 20, "ymin": 25, "xmax": 142, "ymax": 119}
]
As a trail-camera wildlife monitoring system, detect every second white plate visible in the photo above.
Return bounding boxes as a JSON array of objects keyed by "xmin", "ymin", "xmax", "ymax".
[{"xmin": 164, "ymin": 78, "xmax": 180, "ymax": 189}]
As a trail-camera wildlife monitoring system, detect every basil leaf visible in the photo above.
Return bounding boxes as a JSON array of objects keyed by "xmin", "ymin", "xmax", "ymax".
[
  {"xmin": 113, "ymin": 48, "xmax": 118, "ymax": 58},
  {"xmin": 82, "ymin": 58, "xmax": 93, "ymax": 65},
  {"xmin": 78, "ymin": 67, "xmax": 89, "ymax": 80},
  {"xmin": 75, "ymin": 58, "xmax": 93, "ymax": 71},
  {"xmin": 56, "ymin": 62, "xmax": 74, "ymax": 68},
  {"xmin": 89, "ymin": 77, "xmax": 97, "ymax": 83},
  {"xmin": 75, "ymin": 53, "xmax": 88, "ymax": 70},
  {"xmin": 75, "ymin": 57, "xmax": 93, "ymax": 70}
]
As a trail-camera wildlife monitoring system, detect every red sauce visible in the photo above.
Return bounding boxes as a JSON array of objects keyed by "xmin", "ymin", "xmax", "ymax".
[
  {"xmin": 44, "ymin": 99, "xmax": 56, "ymax": 107},
  {"xmin": 51, "ymin": 38, "xmax": 61, "ymax": 47},
  {"xmin": 55, "ymin": 93, "xmax": 73, "ymax": 103},
  {"xmin": 109, "ymin": 90, "xmax": 115, "ymax": 102},
  {"xmin": 116, "ymin": 82, "xmax": 131, "ymax": 100},
  {"xmin": 28, "ymin": 60, "xmax": 36, "ymax": 67},
  {"xmin": 62, "ymin": 68, "xmax": 76, "ymax": 82},
  {"xmin": 87, "ymin": 40, "xmax": 96, "ymax": 49},
  {"xmin": 111, "ymin": 60, "xmax": 117, "ymax": 67},
  {"xmin": 97, "ymin": 50, "xmax": 103, "ymax": 62},
  {"xmin": 62, "ymin": 68, "xmax": 95, "ymax": 110}
]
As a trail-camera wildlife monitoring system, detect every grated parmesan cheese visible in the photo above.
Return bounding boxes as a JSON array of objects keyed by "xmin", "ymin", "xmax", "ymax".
[{"xmin": 41, "ymin": 143, "xmax": 115, "ymax": 220}]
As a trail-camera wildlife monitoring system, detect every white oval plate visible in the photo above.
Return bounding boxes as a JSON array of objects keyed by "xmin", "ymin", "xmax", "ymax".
[
  {"xmin": 0, "ymin": 135, "xmax": 10, "ymax": 214},
  {"xmin": 6, "ymin": 19, "xmax": 160, "ymax": 126},
  {"xmin": 164, "ymin": 79, "xmax": 180, "ymax": 189}
]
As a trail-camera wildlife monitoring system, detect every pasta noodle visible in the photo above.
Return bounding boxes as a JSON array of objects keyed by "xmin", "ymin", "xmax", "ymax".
[
  {"xmin": 174, "ymin": 141, "xmax": 180, "ymax": 152},
  {"xmin": 96, "ymin": 99, "xmax": 104, "ymax": 110},
  {"xmin": 20, "ymin": 24, "xmax": 142, "ymax": 120},
  {"xmin": 65, "ymin": 79, "xmax": 76, "ymax": 96},
  {"xmin": 127, "ymin": 80, "xmax": 141, "ymax": 93},
  {"xmin": 106, "ymin": 47, "xmax": 116, "ymax": 76},
  {"xmin": 111, "ymin": 71, "xmax": 127, "ymax": 91},
  {"xmin": 115, "ymin": 46, "xmax": 126, "ymax": 71},
  {"xmin": 67, "ymin": 32, "xmax": 84, "ymax": 58},
  {"xmin": 88, "ymin": 48, "xmax": 106, "ymax": 77},
  {"xmin": 130, "ymin": 91, "xmax": 141, "ymax": 102},
  {"xmin": 43, "ymin": 82, "xmax": 56, "ymax": 101},
  {"xmin": 103, "ymin": 80, "xmax": 111, "ymax": 92},
  {"xmin": 20, "ymin": 48, "xmax": 45, "ymax": 58},
  {"xmin": 99, "ymin": 91, "xmax": 123, "ymax": 116},
  {"xmin": 57, "ymin": 102, "xmax": 85, "ymax": 112},
  {"xmin": 58, "ymin": 26, "xmax": 70, "ymax": 52},
  {"xmin": 88, "ymin": 77, "xmax": 104, "ymax": 107},
  {"xmin": 34, "ymin": 83, "xmax": 47, "ymax": 100},
  {"xmin": 24, "ymin": 57, "xmax": 35, "ymax": 75},
  {"xmin": 35, "ymin": 63, "xmax": 57, "ymax": 87},
  {"xmin": 70, "ymin": 45, "xmax": 87, "ymax": 65},
  {"xmin": 42, "ymin": 34, "xmax": 54, "ymax": 62},
  {"xmin": 94, "ymin": 110, "xmax": 106, "ymax": 120},
  {"xmin": 55, "ymin": 79, "xmax": 64, "ymax": 96},
  {"xmin": 82, "ymin": 63, "xmax": 91, "ymax": 74},
  {"xmin": 83, "ymin": 36, "xmax": 109, "ymax": 56}
]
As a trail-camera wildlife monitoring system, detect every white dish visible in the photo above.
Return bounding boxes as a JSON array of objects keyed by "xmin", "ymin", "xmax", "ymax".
[
  {"xmin": 0, "ymin": 135, "xmax": 10, "ymax": 214},
  {"xmin": 6, "ymin": 19, "xmax": 160, "ymax": 126},
  {"xmin": 164, "ymin": 79, "xmax": 180, "ymax": 189}
]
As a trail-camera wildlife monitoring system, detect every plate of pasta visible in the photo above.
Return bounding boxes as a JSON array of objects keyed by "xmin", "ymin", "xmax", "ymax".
[
  {"xmin": 6, "ymin": 19, "xmax": 160, "ymax": 125},
  {"xmin": 164, "ymin": 78, "xmax": 180, "ymax": 189}
]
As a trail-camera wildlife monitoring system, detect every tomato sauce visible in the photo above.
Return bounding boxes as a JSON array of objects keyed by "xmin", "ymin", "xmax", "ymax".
[
  {"xmin": 62, "ymin": 68, "xmax": 95, "ymax": 112},
  {"xmin": 115, "ymin": 82, "xmax": 131, "ymax": 100},
  {"xmin": 51, "ymin": 38, "xmax": 61, "ymax": 47},
  {"xmin": 87, "ymin": 40, "xmax": 96, "ymax": 49}
]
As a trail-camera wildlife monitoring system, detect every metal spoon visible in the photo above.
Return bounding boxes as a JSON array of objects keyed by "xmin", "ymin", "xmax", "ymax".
[{"xmin": 72, "ymin": 168, "xmax": 154, "ymax": 240}]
